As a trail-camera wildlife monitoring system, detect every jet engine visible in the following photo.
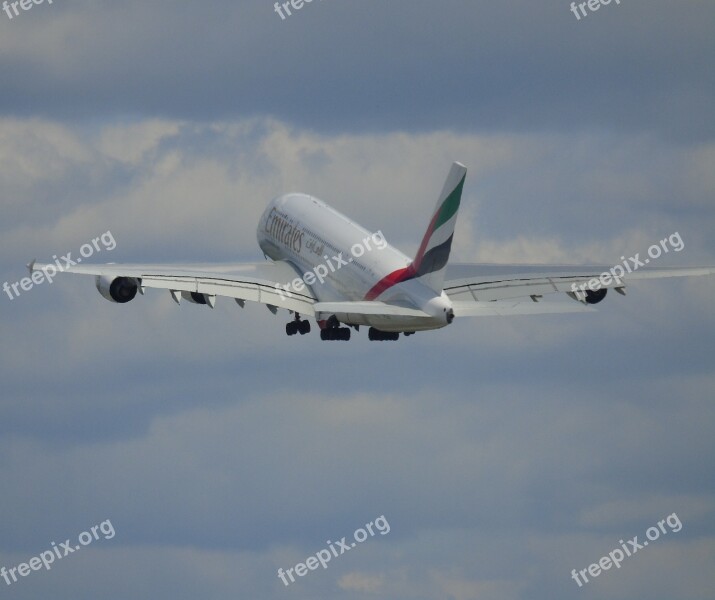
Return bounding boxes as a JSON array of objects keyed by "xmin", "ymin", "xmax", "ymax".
[{"xmin": 95, "ymin": 275, "xmax": 139, "ymax": 303}]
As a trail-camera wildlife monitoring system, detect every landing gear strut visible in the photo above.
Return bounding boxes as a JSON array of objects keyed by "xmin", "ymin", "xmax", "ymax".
[{"xmin": 286, "ymin": 313, "xmax": 311, "ymax": 336}]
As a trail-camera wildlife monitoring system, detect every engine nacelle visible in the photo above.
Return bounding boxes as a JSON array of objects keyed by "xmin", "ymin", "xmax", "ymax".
[
  {"xmin": 584, "ymin": 288, "xmax": 607, "ymax": 304},
  {"xmin": 95, "ymin": 275, "xmax": 139, "ymax": 303}
]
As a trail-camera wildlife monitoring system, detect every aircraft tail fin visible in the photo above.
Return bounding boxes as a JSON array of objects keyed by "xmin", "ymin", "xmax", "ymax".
[{"xmin": 411, "ymin": 161, "xmax": 466, "ymax": 293}]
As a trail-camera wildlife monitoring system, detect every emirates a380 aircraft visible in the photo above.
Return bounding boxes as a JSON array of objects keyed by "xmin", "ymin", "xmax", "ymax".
[{"xmin": 30, "ymin": 163, "xmax": 715, "ymax": 341}]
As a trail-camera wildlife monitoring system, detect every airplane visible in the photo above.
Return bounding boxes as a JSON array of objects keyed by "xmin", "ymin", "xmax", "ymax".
[{"xmin": 29, "ymin": 162, "xmax": 715, "ymax": 341}]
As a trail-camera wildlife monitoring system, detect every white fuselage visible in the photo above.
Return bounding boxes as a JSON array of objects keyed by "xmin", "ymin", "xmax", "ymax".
[{"xmin": 257, "ymin": 193, "xmax": 453, "ymax": 331}]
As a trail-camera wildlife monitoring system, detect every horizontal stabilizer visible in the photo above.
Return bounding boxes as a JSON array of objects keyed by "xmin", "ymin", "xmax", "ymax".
[{"xmin": 313, "ymin": 301, "xmax": 430, "ymax": 319}]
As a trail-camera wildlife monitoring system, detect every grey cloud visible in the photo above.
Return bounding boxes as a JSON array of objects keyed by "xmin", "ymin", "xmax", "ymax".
[{"xmin": 0, "ymin": 1, "xmax": 712, "ymax": 140}]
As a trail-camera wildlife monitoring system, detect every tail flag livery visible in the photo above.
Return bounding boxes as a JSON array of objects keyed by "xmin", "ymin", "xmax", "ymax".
[
  {"xmin": 364, "ymin": 162, "xmax": 466, "ymax": 299},
  {"xmin": 411, "ymin": 161, "xmax": 466, "ymax": 293}
]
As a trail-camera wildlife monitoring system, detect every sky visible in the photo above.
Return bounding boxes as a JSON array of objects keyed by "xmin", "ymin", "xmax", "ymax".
[{"xmin": 1, "ymin": 1, "xmax": 714, "ymax": 599}]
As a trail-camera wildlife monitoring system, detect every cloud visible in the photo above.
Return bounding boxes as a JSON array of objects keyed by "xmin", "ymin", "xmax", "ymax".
[
  {"xmin": 338, "ymin": 571, "xmax": 385, "ymax": 593},
  {"xmin": 0, "ymin": 2, "xmax": 713, "ymax": 141}
]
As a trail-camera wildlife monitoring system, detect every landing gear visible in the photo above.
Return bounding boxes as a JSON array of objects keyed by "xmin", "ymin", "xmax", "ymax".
[
  {"xmin": 319, "ymin": 314, "xmax": 351, "ymax": 341},
  {"xmin": 320, "ymin": 327, "xmax": 351, "ymax": 341},
  {"xmin": 368, "ymin": 327, "xmax": 399, "ymax": 341},
  {"xmin": 286, "ymin": 314, "xmax": 311, "ymax": 336}
]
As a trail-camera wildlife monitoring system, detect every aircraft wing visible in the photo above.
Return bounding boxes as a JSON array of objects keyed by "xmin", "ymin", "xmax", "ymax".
[
  {"xmin": 451, "ymin": 299, "xmax": 597, "ymax": 317},
  {"xmin": 29, "ymin": 260, "xmax": 317, "ymax": 315},
  {"xmin": 444, "ymin": 263, "xmax": 715, "ymax": 306}
]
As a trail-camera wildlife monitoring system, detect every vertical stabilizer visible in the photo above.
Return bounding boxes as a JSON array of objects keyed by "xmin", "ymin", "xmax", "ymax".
[{"xmin": 411, "ymin": 161, "xmax": 466, "ymax": 293}]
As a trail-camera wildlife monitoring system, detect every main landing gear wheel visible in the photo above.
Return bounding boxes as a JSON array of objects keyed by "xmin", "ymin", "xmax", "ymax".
[
  {"xmin": 368, "ymin": 327, "xmax": 399, "ymax": 341},
  {"xmin": 318, "ymin": 315, "xmax": 350, "ymax": 341},
  {"xmin": 286, "ymin": 314, "xmax": 311, "ymax": 336},
  {"xmin": 320, "ymin": 327, "xmax": 351, "ymax": 341}
]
